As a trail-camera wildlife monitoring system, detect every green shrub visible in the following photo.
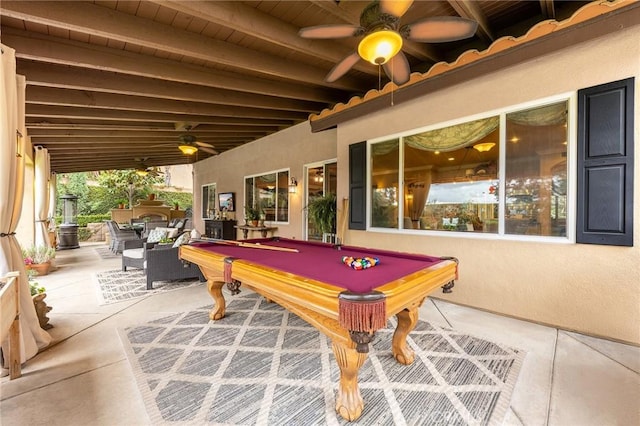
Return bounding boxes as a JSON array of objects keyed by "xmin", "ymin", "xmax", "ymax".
[{"xmin": 55, "ymin": 214, "xmax": 110, "ymax": 227}]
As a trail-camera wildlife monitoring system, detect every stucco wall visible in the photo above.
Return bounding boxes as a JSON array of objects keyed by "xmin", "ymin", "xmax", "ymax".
[
  {"xmin": 193, "ymin": 122, "xmax": 336, "ymax": 238},
  {"xmin": 336, "ymin": 26, "xmax": 640, "ymax": 344}
]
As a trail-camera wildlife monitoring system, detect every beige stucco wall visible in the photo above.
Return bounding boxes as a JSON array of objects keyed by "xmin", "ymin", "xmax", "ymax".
[
  {"xmin": 336, "ymin": 26, "xmax": 640, "ymax": 344},
  {"xmin": 192, "ymin": 122, "xmax": 337, "ymax": 238}
]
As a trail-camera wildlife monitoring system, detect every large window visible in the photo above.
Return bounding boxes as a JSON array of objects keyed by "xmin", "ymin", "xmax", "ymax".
[
  {"xmin": 369, "ymin": 99, "xmax": 569, "ymax": 238},
  {"xmin": 244, "ymin": 169, "xmax": 290, "ymax": 223}
]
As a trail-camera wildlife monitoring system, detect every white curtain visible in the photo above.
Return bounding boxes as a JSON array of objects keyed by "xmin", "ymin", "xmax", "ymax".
[
  {"xmin": 48, "ymin": 173, "xmax": 57, "ymax": 243},
  {"xmin": 34, "ymin": 146, "xmax": 51, "ymax": 247},
  {"xmin": 1, "ymin": 45, "xmax": 51, "ymax": 369}
]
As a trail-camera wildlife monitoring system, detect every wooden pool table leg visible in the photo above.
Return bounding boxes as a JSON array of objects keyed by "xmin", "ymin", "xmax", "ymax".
[
  {"xmin": 207, "ymin": 279, "xmax": 227, "ymax": 320},
  {"xmin": 392, "ymin": 305, "xmax": 419, "ymax": 365},
  {"xmin": 332, "ymin": 341, "xmax": 367, "ymax": 421}
]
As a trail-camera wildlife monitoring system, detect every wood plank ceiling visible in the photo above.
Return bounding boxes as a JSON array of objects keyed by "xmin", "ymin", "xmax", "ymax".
[{"xmin": 0, "ymin": 0, "xmax": 589, "ymax": 173}]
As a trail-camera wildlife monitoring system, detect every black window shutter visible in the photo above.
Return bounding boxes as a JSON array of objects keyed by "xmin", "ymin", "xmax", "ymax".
[
  {"xmin": 349, "ymin": 141, "xmax": 366, "ymax": 230},
  {"xmin": 577, "ymin": 77, "xmax": 634, "ymax": 246}
]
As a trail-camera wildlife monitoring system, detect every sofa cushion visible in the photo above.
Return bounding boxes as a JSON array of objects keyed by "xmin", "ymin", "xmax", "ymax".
[
  {"xmin": 154, "ymin": 227, "xmax": 180, "ymax": 239},
  {"xmin": 122, "ymin": 247, "xmax": 144, "ymax": 259},
  {"xmin": 147, "ymin": 228, "xmax": 168, "ymax": 243},
  {"xmin": 172, "ymin": 231, "xmax": 190, "ymax": 248}
]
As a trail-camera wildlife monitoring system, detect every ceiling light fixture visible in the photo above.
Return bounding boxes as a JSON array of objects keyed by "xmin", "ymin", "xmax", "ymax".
[
  {"xmin": 357, "ymin": 29, "xmax": 403, "ymax": 65},
  {"xmin": 178, "ymin": 144, "xmax": 198, "ymax": 155},
  {"xmin": 473, "ymin": 142, "xmax": 496, "ymax": 152},
  {"xmin": 135, "ymin": 169, "xmax": 148, "ymax": 177}
]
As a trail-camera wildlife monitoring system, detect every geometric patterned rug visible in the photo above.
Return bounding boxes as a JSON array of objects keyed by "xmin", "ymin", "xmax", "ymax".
[
  {"xmin": 119, "ymin": 291, "xmax": 525, "ymax": 425},
  {"xmin": 94, "ymin": 269, "xmax": 203, "ymax": 305}
]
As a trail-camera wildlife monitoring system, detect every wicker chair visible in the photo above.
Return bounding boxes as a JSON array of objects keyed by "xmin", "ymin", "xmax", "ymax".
[
  {"xmin": 106, "ymin": 220, "xmax": 138, "ymax": 254},
  {"xmin": 121, "ymin": 238, "xmax": 147, "ymax": 271},
  {"xmin": 142, "ymin": 220, "xmax": 169, "ymax": 238},
  {"xmin": 145, "ymin": 244, "xmax": 205, "ymax": 290}
]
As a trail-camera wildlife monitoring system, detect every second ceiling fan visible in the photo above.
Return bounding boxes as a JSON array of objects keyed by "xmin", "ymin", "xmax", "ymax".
[{"xmin": 299, "ymin": 0, "xmax": 478, "ymax": 85}]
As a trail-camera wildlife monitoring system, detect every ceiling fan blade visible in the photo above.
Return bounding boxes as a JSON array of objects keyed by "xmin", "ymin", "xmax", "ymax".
[
  {"xmin": 379, "ymin": 0, "xmax": 414, "ymax": 18},
  {"xmin": 326, "ymin": 52, "xmax": 361, "ymax": 83},
  {"xmin": 298, "ymin": 24, "xmax": 361, "ymax": 39},
  {"xmin": 199, "ymin": 146, "xmax": 219, "ymax": 155},
  {"xmin": 196, "ymin": 141, "xmax": 214, "ymax": 148},
  {"xmin": 402, "ymin": 17, "xmax": 478, "ymax": 43},
  {"xmin": 382, "ymin": 51, "xmax": 410, "ymax": 85}
]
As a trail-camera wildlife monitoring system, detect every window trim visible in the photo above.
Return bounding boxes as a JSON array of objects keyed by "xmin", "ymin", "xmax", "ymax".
[{"xmin": 365, "ymin": 92, "xmax": 577, "ymax": 243}]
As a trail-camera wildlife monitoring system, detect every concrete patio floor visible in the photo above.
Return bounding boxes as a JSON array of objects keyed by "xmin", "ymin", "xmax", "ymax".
[{"xmin": 1, "ymin": 242, "xmax": 639, "ymax": 425}]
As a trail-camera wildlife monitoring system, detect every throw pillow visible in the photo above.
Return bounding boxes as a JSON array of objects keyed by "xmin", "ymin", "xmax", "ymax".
[
  {"xmin": 172, "ymin": 231, "xmax": 190, "ymax": 248},
  {"xmin": 147, "ymin": 228, "xmax": 168, "ymax": 243},
  {"xmin": 155, "ymin": 227, "xmax": 180, "ymax": 239}
]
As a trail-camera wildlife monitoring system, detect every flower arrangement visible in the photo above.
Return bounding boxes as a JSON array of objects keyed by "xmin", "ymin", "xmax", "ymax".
[{"xmin": 22, "ymin": 245, "xmax": 56, "ymax": 265}]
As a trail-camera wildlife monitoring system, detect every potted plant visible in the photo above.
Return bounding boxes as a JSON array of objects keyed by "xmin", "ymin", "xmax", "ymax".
[
  {"xmin": 306, "ymin": 193, "xmax": 337, "ymax": 240},
  {"xmin": 22, "ymin": 245, "xmax": 56, "ymax": 276},
  {"xmin": 244, "ymin": 205, "xmax": 262, "ymax": 227},
  {"xmin": 27, "ymin": 270, "xmax": 52, "ymax": 330}
]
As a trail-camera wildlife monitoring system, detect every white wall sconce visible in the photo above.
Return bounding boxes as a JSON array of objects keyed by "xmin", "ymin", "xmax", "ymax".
[{"xmin": 288, "ymin": 177, "xmax": 298, "ymax": 193}]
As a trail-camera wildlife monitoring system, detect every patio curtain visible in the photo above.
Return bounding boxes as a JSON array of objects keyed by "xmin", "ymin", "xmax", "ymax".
[
  {"xmin": 35, "ymin": 146, "xmax": 51, "ymax": 248},
  {"xmin": 0, "ymin": 45, "xmax": 51, "ymax": 369},
  {"xmin": 48, "ymin": 173, "xmax": 57, "ymax": 238}
]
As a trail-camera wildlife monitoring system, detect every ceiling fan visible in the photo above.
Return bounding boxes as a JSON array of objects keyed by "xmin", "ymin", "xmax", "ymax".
[
  {"xmin": 133, "ymin": 158, "xmax": 163, "ymax": 177},
  {"xmin": 298, "ymin": 0, "xmax": 478, "ymax": 85},
  {"xmin": 177, "ymin": 134, "xmax": 218, "ymax": 156}
]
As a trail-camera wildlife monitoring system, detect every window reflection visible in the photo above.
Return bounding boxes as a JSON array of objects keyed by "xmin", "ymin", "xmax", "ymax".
[
  {"xmin": 505, "ymin": 102, "xmax": 568, "ymax": 237},
  {"xmin": 404, "ymin": 116, "xmax": 499, "ymax": 233},
  {"xmin": 368, "ymin": 99, "xmax": 569, "ymax": 238},
  {"xmin": 371, "ymin": 140, "xmax": 399, "ymax": 228}
]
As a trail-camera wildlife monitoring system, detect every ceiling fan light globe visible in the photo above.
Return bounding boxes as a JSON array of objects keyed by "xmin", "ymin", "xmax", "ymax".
[
  {"xmin": 178, "ymin": 144, "xmax": 198, "ymax": 155},
  {"xmin": 358, "ymin": 30, "xmax": 403, "ymax": 65}
]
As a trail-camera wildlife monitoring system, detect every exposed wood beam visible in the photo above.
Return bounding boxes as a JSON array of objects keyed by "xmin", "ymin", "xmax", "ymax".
[
  {"xmin": 31, "ymin": 138, "xmax": 263, "ymax": 149},
  {"xmin": 447, "ymin": 0, "xmax": 494, "ymax": 43},
  {"xmin": 2, "ymin": 0, "xmax": 359, "ymax": 90},
  {"xmin": 2, "ymin": 28, "xmax": 343, "ymax": 104},
  {"xmin": 25, "ymin": 118, "xmax": 291, "ymax": 128},
  {"xmin": 25, "ymin": 105, "xmax": 306, "ymax": 124},
  {"xmin": 540, "ymin": 0, "xmax": 556, "ymax": 19},
  {"xmin": 1, "ymin": 1, "xmax": 363, "ymax": 91},
  {"xmin": 150, "ymin": 0, "xmax": 378, "ymax": 77},
  {"xmin": 17, "ymin": 61, "xmax": 325, "ymax": 113},
  {"xmin": 26, "ymin": 87, "xmax": 310, "ymax": 120},
  {"xmin": 26, "ymin": 128, "xmax": 277, "ymax": 137}
]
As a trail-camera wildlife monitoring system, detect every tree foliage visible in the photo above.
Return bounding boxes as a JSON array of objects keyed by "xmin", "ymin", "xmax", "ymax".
[
  {"xmin": 55, "ymin": 170, "xmax": 192, "ymax": 217},
  {"xmin": 96, "ymin": 170, "xmax": 163, "ymax": 208}
]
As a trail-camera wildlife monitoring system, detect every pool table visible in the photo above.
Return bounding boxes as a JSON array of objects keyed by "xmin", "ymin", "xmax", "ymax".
[{"xmin": 179, "ymin": 237, "xmax": 458, "ymax": 421}]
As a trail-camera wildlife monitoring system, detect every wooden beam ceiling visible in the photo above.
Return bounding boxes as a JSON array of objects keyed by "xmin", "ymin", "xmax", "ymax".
[{"xmin": 0, "ymin": 0, "xmax": 591, "ymax": 172}]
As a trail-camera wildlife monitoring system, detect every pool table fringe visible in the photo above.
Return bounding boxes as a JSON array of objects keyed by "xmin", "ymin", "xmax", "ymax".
[{"xmin": 338, "ymin": 291, "xmax": 386, "ymax": 337}]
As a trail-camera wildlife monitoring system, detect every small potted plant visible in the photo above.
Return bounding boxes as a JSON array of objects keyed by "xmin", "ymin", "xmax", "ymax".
[
  {"xmin": 244, "ymin": 205, "xmax": 262, "ymax": 227},
  {"xmin": 22, "ymin": 245, "xmax": 56, "ymax": 276},
  {"xmin": 27, "ymin": 270, "xmax": 52, "ymax": 330}
]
